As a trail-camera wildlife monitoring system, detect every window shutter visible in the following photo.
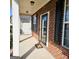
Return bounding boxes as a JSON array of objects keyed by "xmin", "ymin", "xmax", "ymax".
[{"xmin": 54, "ymin": 0, "xmax": 64, "ymax": 45}]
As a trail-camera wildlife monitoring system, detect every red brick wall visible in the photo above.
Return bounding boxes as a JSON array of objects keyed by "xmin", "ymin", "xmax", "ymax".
[
  {"xmin": 32, "ymin": 0, "xmax": 69, "ymax": 58},
  {"xmin": 32, "ymin": 0, "xmax": 56, "ymax": 43}
]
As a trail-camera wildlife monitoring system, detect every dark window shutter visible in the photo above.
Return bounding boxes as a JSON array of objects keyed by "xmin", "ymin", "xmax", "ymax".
[{"xmin": 54, "ymin": 0, "xmax": 64, "ymax": 45}]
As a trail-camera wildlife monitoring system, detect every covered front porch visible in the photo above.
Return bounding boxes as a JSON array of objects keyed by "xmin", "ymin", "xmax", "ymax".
[{"xmin": 11, "ymin": 0, "xmax": 69, "ymax": 59}]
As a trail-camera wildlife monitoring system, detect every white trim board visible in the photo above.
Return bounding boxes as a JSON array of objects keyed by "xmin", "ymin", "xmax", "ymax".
[{"xmin": 62, "ymin": 0, "xmax": 69, "ymax": 49}]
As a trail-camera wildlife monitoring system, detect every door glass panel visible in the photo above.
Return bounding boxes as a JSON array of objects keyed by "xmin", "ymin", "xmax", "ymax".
[{"xmin": 41, "ymin": 14, "xmax": 48, "ymax": 45}]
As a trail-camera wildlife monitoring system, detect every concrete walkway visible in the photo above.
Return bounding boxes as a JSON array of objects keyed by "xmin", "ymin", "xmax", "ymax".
[
  {"xmin": 26, "ymin": 48, "xmax": 55, "ymax": 59},
  {"xmin": 20, "ymin": 37, "xmax": 55, "ymax": 59}
]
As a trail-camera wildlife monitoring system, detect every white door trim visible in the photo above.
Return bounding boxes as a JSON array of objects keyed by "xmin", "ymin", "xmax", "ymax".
[{"xmin": 40, "ymin": 11, "xmax": 49, "ymax": 47}]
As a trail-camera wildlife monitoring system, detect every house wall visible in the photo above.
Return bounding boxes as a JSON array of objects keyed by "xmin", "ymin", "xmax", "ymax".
[
  {"xmin": 32, "ymin": 15, "xmax": 38, "ymax": 39},
  {"xmin": 20, "ymin": 16, "xmax": 32, "ymax": 35},
  {"xmin": 20, "ymin": 16, "xmax": 32, "ymax": 41},
  {"xmin": 32, "ymin": 0, "xmax": 56, "ymax": 48},
  {"xmin": 32, "ymin": 0, "xmax": 69, "ymax": 58}
]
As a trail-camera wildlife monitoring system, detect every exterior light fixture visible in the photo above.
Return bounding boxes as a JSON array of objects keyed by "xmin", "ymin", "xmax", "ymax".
[
  {"xmin": 26, "ymin": 11, "xmax": 29, "ymax": 13},
  {"xmin": 30, "ymin": 1, "xmax": 35, "ymax": 6}
]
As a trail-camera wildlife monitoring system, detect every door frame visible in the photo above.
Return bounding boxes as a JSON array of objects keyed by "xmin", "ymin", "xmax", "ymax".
[{"xmin": 40, "ymin": 11, "xmax": 49, "ymax": 47}]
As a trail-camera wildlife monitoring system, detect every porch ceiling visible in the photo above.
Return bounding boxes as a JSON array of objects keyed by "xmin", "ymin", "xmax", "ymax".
[{"xmin": 19, "ymin": 0, "xmax": 50, "ymax": 15}]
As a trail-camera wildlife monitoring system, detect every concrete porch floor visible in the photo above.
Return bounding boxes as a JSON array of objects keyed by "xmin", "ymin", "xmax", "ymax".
[
  {"xmin": 11, "ymin": 36, "xmax": 68, "ymax": 59},
  {"xmin": 25, "ymin": 48, "xmax": 55, "ymax": 59},
  {"xmin": 20, "ymin": 37, "xmax": 55, "ymax": 59}
]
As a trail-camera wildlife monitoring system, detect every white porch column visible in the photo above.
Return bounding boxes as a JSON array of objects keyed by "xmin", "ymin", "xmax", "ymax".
[{"xmin": 12, "ymin": 0, "xmax": 20, "ymax": 56}]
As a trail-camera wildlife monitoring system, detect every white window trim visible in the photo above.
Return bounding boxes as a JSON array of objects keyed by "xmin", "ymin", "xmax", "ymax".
[
  {"xmin": 62, "ymin": 0, "xmax": 69, "ymax": 49},
  {"xmin": 40, "ymin": 11, "xmax": 49, "ymax": 47}
]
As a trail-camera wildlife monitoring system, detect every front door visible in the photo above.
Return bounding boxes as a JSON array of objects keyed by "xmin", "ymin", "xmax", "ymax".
[{"xmin": 41, "ymin": 13, "xmax": 48, "ymax": 45}]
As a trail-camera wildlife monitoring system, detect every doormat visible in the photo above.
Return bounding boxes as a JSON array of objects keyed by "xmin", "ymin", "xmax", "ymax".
[{"xmin": 35, "ymin": 43, "xmax": 43, "ymax": 49}]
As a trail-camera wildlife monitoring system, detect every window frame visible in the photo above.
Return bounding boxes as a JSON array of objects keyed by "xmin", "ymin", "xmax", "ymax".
[
  {"xmin": 33, "ymin": 15, "xmax": 37, "ymax": 32},
  {"xmin": 62, "ymin": 0, "xmax": 69, "ymax": 49}
]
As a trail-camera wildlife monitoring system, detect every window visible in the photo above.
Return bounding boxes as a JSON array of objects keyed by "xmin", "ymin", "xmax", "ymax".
[
  {"xmin": 20, "ymin": 16, "xmax": 31, "ymax": 23},
  {"xmin": 62, "ymin": 0, "xmax": 69, "ymax": 48},
  {"xmin": 33, "ymin": 15, "xmax": 37, "ymax": 32}
]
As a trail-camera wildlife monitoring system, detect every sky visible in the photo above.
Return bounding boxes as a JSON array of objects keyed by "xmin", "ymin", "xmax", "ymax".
[
  {"xmin": 10, "ymin": 0, "xmax": 12, "ymax": 16},
  {"xmin": 10, "ymin": 8, "xmax": 12, "ymax": 16}
]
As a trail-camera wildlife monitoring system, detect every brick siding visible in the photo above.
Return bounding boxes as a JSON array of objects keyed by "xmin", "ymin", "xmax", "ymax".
[
  {"xmin": 32, "ymin": 0, "xmax": 56, "ymax": 43},
  {"xmin": 32, "ymin": 0, "xmax": 69, "ymax": 59}
]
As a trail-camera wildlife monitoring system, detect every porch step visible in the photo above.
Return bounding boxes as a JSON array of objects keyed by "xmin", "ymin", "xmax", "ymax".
[
  {"xmin": 10, "ymin": 56, "xmax": 20, "ymax": 59},
  {"xmin": 20, "ymin": 34, "xmax": 32, "ymax": 41}
]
